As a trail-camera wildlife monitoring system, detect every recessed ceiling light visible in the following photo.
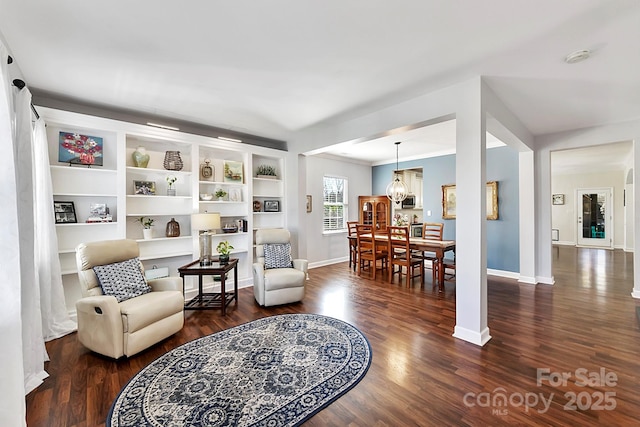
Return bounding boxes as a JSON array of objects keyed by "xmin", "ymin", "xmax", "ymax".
[{"xmin": 564, "ymin": 49, "xmax": 591, "ymax": 64}]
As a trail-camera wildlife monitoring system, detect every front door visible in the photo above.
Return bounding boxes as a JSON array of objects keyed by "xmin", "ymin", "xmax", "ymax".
[{"xmin": 576, "ymin": 188, "xmax": 613, "ymax": 248}]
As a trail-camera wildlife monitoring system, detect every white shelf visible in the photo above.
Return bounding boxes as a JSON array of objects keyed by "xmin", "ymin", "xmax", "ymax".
[
  {"xmin": 54, "ymin": 192, "xmax": 117, "ymax": 197},
  {"xmin": 127, "ymin": 195, "xmax": 191, "ymax": 200},
  {"xmin": 56, "ymin": 222, "xmax": 117, "ymax": 227},
  {"xmin": 199, "ymin": 180, "xmax": 245, "ymax": 186},
  {"xmin": 136, "ymin": 236, "xmax": 192, "ymax": 242},
  {"xmin": 253, "ymin": 177, "xmax": 282, "ymax": 182},
  {"xmin": 126, "ymin": 166, "xmax": 192, "ymax": 176},
  {"xmin": 51, "ymin": 165, "xmax": 117, "ymax": 174},
  {"xmin": 139, "ymin": 251, "xmax": 193, "ymax": 261}
]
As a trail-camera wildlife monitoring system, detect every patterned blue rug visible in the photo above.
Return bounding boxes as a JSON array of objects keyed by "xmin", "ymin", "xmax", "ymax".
[{"xmin": 107, "ymin": 313, "xmax": 372, "ymax": 426}]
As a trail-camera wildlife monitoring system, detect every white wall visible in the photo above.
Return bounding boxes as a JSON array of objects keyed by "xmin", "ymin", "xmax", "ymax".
[
  {"xmin": 303, "ymin": 155, "xmax": 371, "ymax": 268},
  {"xmin": 551, "ymin": 170, "xmax": 625, "ymax": 247}
]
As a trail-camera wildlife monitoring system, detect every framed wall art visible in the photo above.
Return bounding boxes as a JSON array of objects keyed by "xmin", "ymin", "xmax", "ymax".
[
  {"xmin": 58, "ymin": 132, "xmax": 104, "ymax": 166},
  {"xmin": 229, "ymin": 188, "xmax": 242, "ymax": 202},
  {"xmin": 134, "ymin": 180, "xmax": 156, "ymax": 195},
  {"xmin": 53, "ymin": 201, "xmax": 77, "ymax": 224},
  {"xmin": 552, "ymin": 194, "xmax": 565, "ymax": 205},
  {"xmin": 442, "ymin": 181, "xmax": 499, "ymax": 220},
  {"xmin": 223, "ymin": 160, "xmax": 243, "ymax": 183},
  {"xmin": 263, "ymin": 200, "xmax": 280, "ymax": 212}
]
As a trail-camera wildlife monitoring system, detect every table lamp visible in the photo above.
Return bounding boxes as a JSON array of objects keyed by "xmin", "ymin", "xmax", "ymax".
[{"xmin": 191, "ymin": 212, "xmax": 221, "ymax": 265}]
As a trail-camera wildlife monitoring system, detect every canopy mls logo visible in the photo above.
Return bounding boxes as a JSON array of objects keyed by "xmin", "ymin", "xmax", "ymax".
[{"xmin": 463, "ymin": 367, "xmax": 618, "ymax": 416}]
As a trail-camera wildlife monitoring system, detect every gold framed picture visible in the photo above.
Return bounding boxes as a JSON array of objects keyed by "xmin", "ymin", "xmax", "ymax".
[{"xmin": 442, "ymin": 181, "xmax": 498, "ymax": 220}]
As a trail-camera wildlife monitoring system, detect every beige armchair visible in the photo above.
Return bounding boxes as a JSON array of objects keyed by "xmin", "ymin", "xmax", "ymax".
[
  {"xmin": 75, "ymin": 239, "xmax": 184, "ymax": 358},
  {"xmin": 253, "ymin": 229, "xmax": 307, "ymax": 306}
]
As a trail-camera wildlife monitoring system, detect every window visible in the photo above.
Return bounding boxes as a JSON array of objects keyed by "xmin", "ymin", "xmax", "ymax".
[{"xmin": 323, "ymin": 176, "xmax": 348, "ymax": 232}]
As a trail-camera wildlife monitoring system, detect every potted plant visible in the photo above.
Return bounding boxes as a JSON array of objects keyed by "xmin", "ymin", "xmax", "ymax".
[
  {"xmin": 257, "ymin": 164, "xmax": 277, "ymax": 179},
  {"xmin": 216, "ymin": 240, "xmax": 234, "ymax": 263},
  {"xmin": 215, "ymin": 188, "xmax": 227, "ymax": 201},
  {"xmin": 166, "ymin": 175, "xmax": 177, "ymax": 196},
  {"xmin": 137, "ymin": 216, "xmax": 154, "ymax": 239}
]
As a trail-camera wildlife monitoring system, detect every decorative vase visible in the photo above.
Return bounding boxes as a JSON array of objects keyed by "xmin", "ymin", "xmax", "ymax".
[
  {"xmin": 132, "ymin": 146, "xmax": 150, "ymax": 168},
  {"xmin": 218, "ymin": 254, "xmax": 229, "ymax": 263},
  {"xmin": 142, "ymin": 228, "xmax": 153, "ymax": 240},
  {"xmin": 165, "ymin": 218, "xmax": 180, "ymax": 237},
  {"xmin": 167, "ymin": 188, "xmax": 176, "ymax": 196},
  {"xmin": 163, "ymin": 151, "xmax": 183, "ymax": 171}
]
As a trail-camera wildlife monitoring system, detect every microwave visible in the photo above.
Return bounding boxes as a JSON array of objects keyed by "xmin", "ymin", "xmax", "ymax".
[{"xmin": 401, "ymin": 195, "xmax": 416, "ymax": 209}]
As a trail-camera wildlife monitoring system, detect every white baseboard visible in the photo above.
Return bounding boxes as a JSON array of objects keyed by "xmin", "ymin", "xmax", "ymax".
[
  {"xmin": 452, "ymin": 326, "xmax": 492, "ymax": 346},
  {"xmin": 309, "ymin": 257, "xmax": 348, "ymax": 269}
]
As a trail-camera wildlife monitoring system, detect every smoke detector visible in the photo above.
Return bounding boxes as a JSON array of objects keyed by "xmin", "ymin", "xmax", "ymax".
[{"xmin": 564, "ymin": 49, "xmax": 591, "ymax": 64}]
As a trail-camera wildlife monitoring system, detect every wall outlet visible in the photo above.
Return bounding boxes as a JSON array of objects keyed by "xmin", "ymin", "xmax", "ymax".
[{"xmin": 427, "ymin": 210, "xmax": 432, "ymax": 216}]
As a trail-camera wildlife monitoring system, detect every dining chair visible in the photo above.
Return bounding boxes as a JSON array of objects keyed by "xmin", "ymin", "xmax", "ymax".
[
  {"xmin": 439, "ymin": 251, "xmax": 456, "ymax": 282},
  {"xmin": 356, "ymin": 224, "xmax": 388, "ymax": 280},
  {"xmin": 347, "ymin": 221, "xmax": 359, "ymax": 271},
  {"xmin": 388, "ymin": 226, "xmax": 424, "ymax": 287},
  {"xmin": 421, "ymin": 222, "xmax": 444, "ymax": 284}
]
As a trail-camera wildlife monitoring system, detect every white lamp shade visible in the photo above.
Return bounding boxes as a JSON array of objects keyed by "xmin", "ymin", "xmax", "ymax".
[{"xmin": 191, "ymin": 212, "xmax": 221, "ymax": 231}]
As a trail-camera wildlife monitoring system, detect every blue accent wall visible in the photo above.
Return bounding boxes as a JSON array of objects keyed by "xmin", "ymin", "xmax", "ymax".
[{"xmin": 372, "ymin": 146, "xmax": 519, "ymax": 272}]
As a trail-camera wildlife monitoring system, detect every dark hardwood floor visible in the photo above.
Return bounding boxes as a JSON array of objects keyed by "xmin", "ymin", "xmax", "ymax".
[{"xmin": 27, "ymin": 246, "xmax": 640, "ymax": 426}]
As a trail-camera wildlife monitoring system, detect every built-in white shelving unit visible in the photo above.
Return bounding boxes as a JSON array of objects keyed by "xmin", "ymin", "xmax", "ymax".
[{"xmin": 42, "ymin": 106, "xmax": 288, "ymax": 313}]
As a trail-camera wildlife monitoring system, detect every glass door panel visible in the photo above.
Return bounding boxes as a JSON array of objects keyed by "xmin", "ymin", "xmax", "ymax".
[{"xmin": 576, "ymin": 188, "xmax": 612, "ymax": 248}]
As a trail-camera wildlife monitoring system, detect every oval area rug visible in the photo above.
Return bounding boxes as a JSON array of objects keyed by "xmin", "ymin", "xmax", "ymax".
[{"xmin": 108, "ymin": 313, "xmax": 372, "ymax": 426}]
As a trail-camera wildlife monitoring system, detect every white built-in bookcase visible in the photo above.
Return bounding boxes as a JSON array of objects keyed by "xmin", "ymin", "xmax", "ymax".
[{"xmin": 42, "ymin": 107, "xmax": 287, "ymax": 314}]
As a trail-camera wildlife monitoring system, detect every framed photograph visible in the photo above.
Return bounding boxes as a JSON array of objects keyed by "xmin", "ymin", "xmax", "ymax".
[
  {"xmin": 58, "ymin": 132, "xmax": 103, "ymax": 166},
  {"xmin": 552, "ymin": 194, "xmax": 565, "ymax": 205},
  {"xmin": 229, "ymin": 188, "xmax": 242, "ymax": 202},
  {"xmin": 134, "ymin": 180, "xmax": 156, "ymax": 195},
  {"xmin": 442, "ymin": 181, "xmax": 499, "ymax": 220},
  {"xmin": 89, "ymin": 203, "xmax": 107, "ymax": 216},
  {"xmin": 263, "ymin": 200, "xmax": 280, "ymax": 212},
  {"xmin": 223, "ymin": 160, "xmax": 244, "ymax": 183},
  {"xmin": 306, "ymin": 195, "xmax": 312, "ymax": 213},
  {"xmin": 53, "ymin": 201, "xmax": 77, "ymax": 224}
]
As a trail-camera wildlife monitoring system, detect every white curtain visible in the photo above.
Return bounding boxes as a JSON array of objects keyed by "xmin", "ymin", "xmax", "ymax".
[
  {"xmin": 34, "ymin": 117, "xmax": 77, "ymax": 340},
  {"xmin": 0, "ymin": 40, "xmax": 27, "ymax": 427},
  {"xmin": 15, "ymin": 88, "xmax": 50, "ymax": 395},
  {"xmin": 0, "ymin": 40, "xmax": 77, "ymax": 426}
]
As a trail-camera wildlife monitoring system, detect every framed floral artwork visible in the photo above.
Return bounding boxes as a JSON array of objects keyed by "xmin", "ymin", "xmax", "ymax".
[{"xmin": 58, "ymin": 132, "xmax": 103, "ymax": 166}]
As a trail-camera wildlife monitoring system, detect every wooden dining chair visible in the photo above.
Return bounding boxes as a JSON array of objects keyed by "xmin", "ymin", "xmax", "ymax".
[
  {"xmin": 441, "ymin": 251, "xmax": 456, "ymax": 282},
  {"xmin": 356, "ymin": 224, "xmax": 388, "ymax": 280},
  {"xmin": 347, "ymin": 221, "xmax": 359, "ymax": 271},
  {"xmin": 388, "ymin": 226, "xmax": 424, "ymax": 287},
  {"xmin": 421, "ymin": 222, "xmax": 444, "ymax": 284}
]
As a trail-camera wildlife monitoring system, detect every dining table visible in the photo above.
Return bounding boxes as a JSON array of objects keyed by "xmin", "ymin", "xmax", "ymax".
[{"xmin": 348, "ymin": 233, "xmax": 455, "ymax": 289}]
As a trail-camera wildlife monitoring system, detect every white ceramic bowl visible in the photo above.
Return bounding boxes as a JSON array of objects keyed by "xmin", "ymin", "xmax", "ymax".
[{"xmin": 199, "ymin": 193, "xmax": 213, "ymax": 201}]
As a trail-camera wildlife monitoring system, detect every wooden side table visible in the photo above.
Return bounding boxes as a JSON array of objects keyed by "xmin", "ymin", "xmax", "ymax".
[{"xmin": 178, "ymin": 258, "xmax": 238, "ymax": 315}]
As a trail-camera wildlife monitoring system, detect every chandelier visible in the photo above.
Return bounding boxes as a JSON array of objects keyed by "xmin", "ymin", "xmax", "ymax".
[{"xmin": 386, "ymin": 141, "xmax": 408, "ymax": 204}]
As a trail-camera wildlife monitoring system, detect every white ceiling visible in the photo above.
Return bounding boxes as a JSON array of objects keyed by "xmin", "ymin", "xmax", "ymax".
[{"xmin": 1, "ymin": 1, "xmax": 638, "ymax": 167}]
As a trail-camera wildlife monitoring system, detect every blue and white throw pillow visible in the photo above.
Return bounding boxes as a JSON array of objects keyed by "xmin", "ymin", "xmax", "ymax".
[
  {"xmin": 263, "ymin": 243, "xmax": 293, "ymax": 269},
  {"xmin": 93, "ymin": 257, "xmax": 151, "ymax": 303}
]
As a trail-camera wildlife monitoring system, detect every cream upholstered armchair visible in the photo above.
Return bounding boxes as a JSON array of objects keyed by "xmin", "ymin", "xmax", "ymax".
[
  {"xmin": 75, "ymin": 239, "xmax": 184, "ymax": 358},
  {"xmin": 253, "ymin": 229, "xmax": 307, "ymax": 306}
]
